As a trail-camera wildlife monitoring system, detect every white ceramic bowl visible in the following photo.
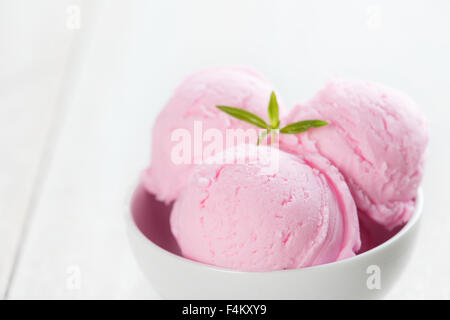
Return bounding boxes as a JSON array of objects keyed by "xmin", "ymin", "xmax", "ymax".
[{"xmin": 126, "ymin": 183, "xmax": 423, "ymax": 299}]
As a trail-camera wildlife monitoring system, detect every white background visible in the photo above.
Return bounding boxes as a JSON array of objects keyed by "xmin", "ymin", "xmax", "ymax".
[{"xmin": 0, "ymin": 0, "xmax": 449, "ymax": 299}]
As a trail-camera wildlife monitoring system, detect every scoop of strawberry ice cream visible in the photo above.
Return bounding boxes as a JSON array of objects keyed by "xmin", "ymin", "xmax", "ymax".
[
  {"xmin": 170, "ymin": 145, "xmax": 360, "ymax": 271},
  {"xmin": 281, "ymin": 79, "xmax": 428, "ymax": 229},
  {"xmin": 143, "ymin": 67, "xmax": 283, "ymax": 204}
]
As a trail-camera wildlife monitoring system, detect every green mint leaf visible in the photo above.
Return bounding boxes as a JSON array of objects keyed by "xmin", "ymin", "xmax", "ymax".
[
  {"xmin": 257, "ymin": 129, "xmax": 270, "ymax": 146},
  {"xmin": 280, "ymin": 120, "xmax": 328, "ymax": 134},
  {"xmin": 216, "ymin": 106, "xmax": 269, "ymax": 129},
  {"xmin": 267, "ymin": 91, "xmax": 280, "ymax": 129}
]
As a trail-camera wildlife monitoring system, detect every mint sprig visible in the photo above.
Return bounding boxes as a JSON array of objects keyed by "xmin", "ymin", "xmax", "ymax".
[
  {"xmin": 257, "ymin": 129, "xmax": 270, "ymax": 146},
  {"xmin": 279, "ymin": 120, "xmax": 328, "ymax": 134},
  {"xmin": 216, "ymin": 106, "xmax": 269, "ymax": 129},
  {"xmin": 217, "ymin": 91, "xmax": 328, "ymax": 145},
  {"xmin": 268, "ymin": 92, "xmax": 280, "ymax": 129}
]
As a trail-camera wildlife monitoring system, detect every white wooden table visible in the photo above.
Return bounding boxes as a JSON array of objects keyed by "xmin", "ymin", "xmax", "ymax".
[{"xmin": 1, "ymin": 0, "xmax": 450, "ymax": 299}]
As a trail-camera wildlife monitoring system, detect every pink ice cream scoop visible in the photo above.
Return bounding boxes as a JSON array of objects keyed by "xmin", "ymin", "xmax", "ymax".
[
  {"xmin": 143, "ymin": 67, "xmax": 283, "ymax": 204},
  {"xmin": 280, "ymin": 79, "xmax": 429, "ymax": 229},
  {"xmin": 170, "ymin": 145, "xmax": 360, "ymax": 271}
]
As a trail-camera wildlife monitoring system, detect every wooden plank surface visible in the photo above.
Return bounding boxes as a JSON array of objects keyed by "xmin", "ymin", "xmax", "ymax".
[
  {"xmin": 0, "ymin": 0, "xmax": 76, "ymax": 298},
  {"xmin": 4, "ymin": 1, "xmax": 157, "ymax": 299},
  {"xmin": 4, "ymin": 0, "xmax": 450, "ymax": 299}
]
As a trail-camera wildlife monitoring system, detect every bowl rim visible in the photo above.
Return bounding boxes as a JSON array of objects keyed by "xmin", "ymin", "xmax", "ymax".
[{"xmin": 126, "ymin": 185, "xmax": 423, "ymax": 275}]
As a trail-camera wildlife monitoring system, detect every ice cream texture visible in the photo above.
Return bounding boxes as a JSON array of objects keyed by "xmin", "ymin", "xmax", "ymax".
[
  {"xmin": 281, "ymin": 79, "xmax": 428, "ymax": 229},
  {"xmin": 143, "ymin": 67, "xmax": 283, "ymax": 204},
  {"xmin": 141, "ymin": 69, "xmax": 428, "ymax": 272},
  {"xmin": 170, "ymin": 145, "xmax": 361, "ymax": 271}
]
